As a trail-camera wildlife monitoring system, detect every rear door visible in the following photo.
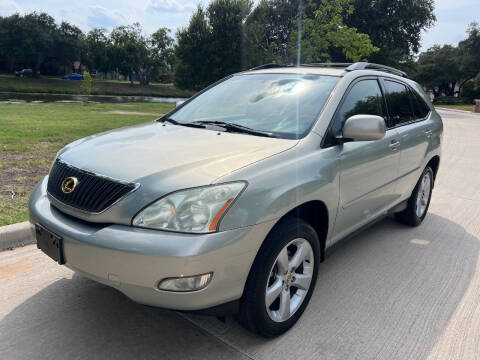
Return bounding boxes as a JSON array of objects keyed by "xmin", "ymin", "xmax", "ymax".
[
  {"xmin": 331, "ymin": 78, "xmax": 402, "ymax": 240},
  {"xmin": 381, "ymin": 79, "xmax": 432, "ymax": 197}
]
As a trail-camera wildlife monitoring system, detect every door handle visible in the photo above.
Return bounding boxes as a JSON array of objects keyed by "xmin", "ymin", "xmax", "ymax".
[
  {"xmin": 425, "ymin": 129, "xmax": 433, "ymax": 138},
  {"xmin": 389, "ymin": 140, "xmax": 400, "ymax": 151}
]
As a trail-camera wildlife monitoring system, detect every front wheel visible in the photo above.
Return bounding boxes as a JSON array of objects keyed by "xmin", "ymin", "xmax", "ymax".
[
  {"xmin": 238, "ymin": 218, "xmax": 320, "ymax": 337},
  {"xmin": 395, "ymin": 166, "xmax": 434, "ymax": 226}
]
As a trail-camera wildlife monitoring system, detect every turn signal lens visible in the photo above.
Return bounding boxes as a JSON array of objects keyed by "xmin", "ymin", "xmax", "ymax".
[{"xmin": 209, "ymin": 199, "xmax": 232, "ymax": 231}]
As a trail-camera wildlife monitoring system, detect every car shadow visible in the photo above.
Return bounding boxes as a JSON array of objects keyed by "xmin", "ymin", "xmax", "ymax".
[
  {"xmin": 0, "ymin": 273, "xmax": 247, "ymax": 359},
  {"xmin": 0, "ymin": 212, "xmax": 477, "ymax": 360},
  {"xmin": 185, "ymin": 213, "xmax": 480, "ymax": 360}
]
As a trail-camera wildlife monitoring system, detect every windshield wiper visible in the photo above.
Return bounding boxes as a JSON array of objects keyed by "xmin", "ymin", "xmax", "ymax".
[
  {"xmin": 161, "ymin": 117, "xmax": 206, "ymax": 128},
  {"xmin": 191, "ymin": 121, "xmax": 277, "ymax": 138}
]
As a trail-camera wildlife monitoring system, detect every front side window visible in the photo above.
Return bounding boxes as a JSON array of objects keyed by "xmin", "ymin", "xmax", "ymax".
[
  {"xmin": 384, "ymin": 80, "xmax": 415, "ymax": 126},
  {"xmin": 168, "ymin": 74, "xmax": 339, "ymax": 139},
  {"xmin": 331, "ymin": 79, "xmax": 385, "ymax": 137}
]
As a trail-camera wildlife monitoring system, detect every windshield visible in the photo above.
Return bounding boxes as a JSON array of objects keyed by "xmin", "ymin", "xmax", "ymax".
[{"xmin": 168, "ymin": 74, "xmax": 339, "ymax": 139}]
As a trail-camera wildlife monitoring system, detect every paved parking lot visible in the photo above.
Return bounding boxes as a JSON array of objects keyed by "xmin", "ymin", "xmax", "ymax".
[{"xmin": 1, "ymin": 109, "xmax": 480, "ymax": 360}]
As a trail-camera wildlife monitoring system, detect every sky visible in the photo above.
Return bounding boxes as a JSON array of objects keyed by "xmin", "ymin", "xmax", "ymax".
[{"xmin": 0, "ymin": 0, "xmax": 478, "ymax": 52}]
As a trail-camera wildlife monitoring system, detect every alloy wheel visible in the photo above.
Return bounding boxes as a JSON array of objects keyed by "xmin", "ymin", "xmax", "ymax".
[
  {"xmin": 416, "ymin": 173, "xmax": 431, "ymax": 218},
  {"xmin": 265, "ymin": 238, "xmax": 314, "ymax": 322}
]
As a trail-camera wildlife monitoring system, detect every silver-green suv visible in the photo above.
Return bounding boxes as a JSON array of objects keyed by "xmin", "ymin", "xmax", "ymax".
[{"xmin": 29, "ymin": 62, "xmax": 442, "ymax": 337}]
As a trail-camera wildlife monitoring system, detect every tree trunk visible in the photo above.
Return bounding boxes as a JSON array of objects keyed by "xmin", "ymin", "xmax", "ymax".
[
  {"xmin": 139, "ymin": 73, "xmax": 150, "ymax": 86},
  {"xmin": 439, "ymin": 83, "xmax": 454, "ymax": 97},
  {"xmin": 33, "ymin": 57, "xmax": 44, "ymax": 78},
  {"xmin": 448, "ymin": 83, "xmax": 456, "ymax": 97}
]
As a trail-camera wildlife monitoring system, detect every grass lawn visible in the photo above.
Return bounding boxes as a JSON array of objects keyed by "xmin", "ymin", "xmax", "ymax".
[
  {"xmin": 0, "ymin": 101, "xmax": 175, "ymax": 226},
  {"xmin": 435, "ymin": 104, "xmax": 475, "ymax": 112},
  {"xmin": 0, "ymin": 74, "xmax": 193, "ymax": 98}
]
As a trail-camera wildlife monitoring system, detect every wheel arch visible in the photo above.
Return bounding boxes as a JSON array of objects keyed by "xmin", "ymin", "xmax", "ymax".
[
  {"xmin": 426, "ymin": 155, "xmax": 440, "ymax": 182},
  {"xmin": 265, "ymin": 200, "xmax": 329, "ymax": 262}
]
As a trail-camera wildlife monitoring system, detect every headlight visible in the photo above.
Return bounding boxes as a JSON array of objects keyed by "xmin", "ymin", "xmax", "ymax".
[{"xmin": 132, "ymin": 182, "xmax": 246, "ymax": 233}]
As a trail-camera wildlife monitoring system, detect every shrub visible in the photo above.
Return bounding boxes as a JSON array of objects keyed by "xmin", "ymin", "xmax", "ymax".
[
  {"xmin": 460, "ymin": 80, "xmax": 479, "ymax": 103},
  {"xmin": 81, "ymin": 71, "xmax": 92, "ymax": 95},
  {"xmin": 475, "ymin": 72, "xmax": 480, "ymax": 94},
  {"xmin": 433, "ymin": 96, "xmax": 469, "ymax": 105}
]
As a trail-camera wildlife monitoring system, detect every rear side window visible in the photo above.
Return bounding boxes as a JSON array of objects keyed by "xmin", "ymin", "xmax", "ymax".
[
  {"xmin": 331, "ymin": 79, "xmax": 385, "ymax": 136},
  {"xmin": 384, "ymin": 80, "xmax": 415, "ymax": 126},
  {"xmin": 410, "ymin": 89, "xmax": 431, "ymax": 119}
]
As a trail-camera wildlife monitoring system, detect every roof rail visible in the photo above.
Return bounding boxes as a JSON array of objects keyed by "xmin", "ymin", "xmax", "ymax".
[
  {"xmin": 249, "ymin": 63, "xmax": 294, "ymax": 71},
  {"xmin": 301, "ymin": 63, "xmax": 352, "ymax": 68},
  {"xmin": 346, "ymin": 62, "xmax": 408, "ymax": 78},
  {"xmin": 249, "ymin": 63, "xmax": 351, "ymax": 70},
  {"xmin": 248, "ymin": 62, "xmax": 408, "ymax": 78}
]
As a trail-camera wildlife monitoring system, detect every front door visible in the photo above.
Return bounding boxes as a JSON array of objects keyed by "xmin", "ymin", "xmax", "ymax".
[{"xmin": 330, "ymin": 78, "xmax": 401, "ymax": 241}]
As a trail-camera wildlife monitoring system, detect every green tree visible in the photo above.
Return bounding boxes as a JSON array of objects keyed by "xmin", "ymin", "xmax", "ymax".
[
  {"xmin": 292, "ymin": 0, "xmax": 378, "ymax": 63},
  {"xmin": 110, "ymin": 23, "xmax": 147, "ymax": 85},
  {"xmin": 207, "ymin": 0, "xmax": 252, "ymax": 80},
  {"xmin": 458, "ymin": 22, "xmax": 480, "ymax": 89},
  {"xmin": 55, "ymin": 21, "xmax": 86, "ymax": 74},
  {"xmin": 244, "ymin": 0, "xmax": 298, "ymax": 65},
  {"xmin": 344, "ymin": 0, "xmax": 436, "ymax": 66},
  {"xmin": 174, "ymin": 8, "xmax": 213, "ymax": 90},
  {"xmin": 415, "ymin": 45, "xmax": 461, "ymax": 97},
  {"xmin": 108, "ymin": 24, "xmax": 174, "ymax": 85},
  {"xmin": 474, "ymin": 73, "xmax": 480, "ymax": 96},
  {"xmin": 460, "ymin": 80, "xmax": 480, "ymax": 103},
  {"xmin": 86, "ymin": 28, "xmax": 111, "ymax": 74},
  {"xmin": 0, "ymin": 12, "xmax": 57, "ymax": 76},
  {"xmin": 137, "ymin": 28, "xmax": 174, "ymax": 85},
  {"xmin": 0, "ymin": 12, "xmax": 90, "ymax": 75},
  {"xmin": 175, "ymin": 1, "xmax": 251, "ymax": 90}
]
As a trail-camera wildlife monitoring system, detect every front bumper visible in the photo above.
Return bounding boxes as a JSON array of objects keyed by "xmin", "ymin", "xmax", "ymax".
[{"xmin": 29, "ymin": 177, "xmax": 273, "ymax": 311}]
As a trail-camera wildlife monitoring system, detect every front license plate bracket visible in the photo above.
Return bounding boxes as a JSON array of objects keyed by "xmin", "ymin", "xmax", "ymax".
[{"xmin": 35, "ymin": 224, "xmax": 65, "ymax": 265}]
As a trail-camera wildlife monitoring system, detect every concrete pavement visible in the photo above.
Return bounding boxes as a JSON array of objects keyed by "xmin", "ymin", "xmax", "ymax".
[{"xmin": 1, "ymin": 109, "xmax": 480, "ymax": 360}]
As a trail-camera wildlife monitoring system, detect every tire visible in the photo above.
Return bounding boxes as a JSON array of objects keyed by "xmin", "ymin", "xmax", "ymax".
[
  {"xmin": 395, "ymin": 166, "xmax": 434, "ymax": 227},
  {"xmin": 238, "ymin": 217, "xmax": 320, "ymax": 337}
]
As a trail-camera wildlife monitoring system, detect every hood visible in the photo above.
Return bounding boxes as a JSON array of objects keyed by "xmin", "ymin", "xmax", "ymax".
[{"xmin": 58, "ymin": 121, "xmax": 297, "ymax": 185}]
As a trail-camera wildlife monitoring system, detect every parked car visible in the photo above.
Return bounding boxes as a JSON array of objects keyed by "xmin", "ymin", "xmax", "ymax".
[
  {"xmin": 14, "ymin": 68, "xmax": 33, "ymax": 77},
  {"xmin": 30, "ymin": 62, "xmax": 442, "ymax": 337},
  {"xmin": 62, "ymin": 73, "xmax": 84, "ymax": 80}
]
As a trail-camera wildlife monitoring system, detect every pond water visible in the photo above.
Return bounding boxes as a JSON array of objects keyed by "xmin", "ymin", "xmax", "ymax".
[{"xmin": 0, "ymin": 92, "xmax": 188, "ymax": 104}]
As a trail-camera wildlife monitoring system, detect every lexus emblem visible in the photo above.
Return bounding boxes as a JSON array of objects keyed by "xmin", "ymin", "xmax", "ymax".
[{"xmin": 61, "ymin": 177, "xmax": 78, "ymax": 194}]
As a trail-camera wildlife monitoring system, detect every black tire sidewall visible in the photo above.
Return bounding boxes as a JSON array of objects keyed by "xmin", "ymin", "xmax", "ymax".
[{"xmin": 241, "ymin": 218, "xmax": 320, "ymax": 337}]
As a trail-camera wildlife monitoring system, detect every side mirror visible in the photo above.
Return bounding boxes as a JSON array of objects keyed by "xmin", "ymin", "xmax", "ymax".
[
  {"xmin": 342, "ymin": 115, "xmax": 386, "ymax": 142},
  {"xmin": 175, "ymin": 100, "xmax": 185, "ymax": 107}
]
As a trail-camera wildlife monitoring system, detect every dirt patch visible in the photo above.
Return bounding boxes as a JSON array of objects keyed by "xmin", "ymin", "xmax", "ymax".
[
  {"xmin": 0, "ymin": 143, "xmax": 56, "ymax": 225},
  {"xmin": 0, "ymin": 142, "xmax": 55, "ymax": 198},
  {"xmin": 102, "ymin": 110, "xmax": 165, "ymax": 116},
  {"xmin": 0, "ymin": 258, "xmax": 33, "ymax": 279}
]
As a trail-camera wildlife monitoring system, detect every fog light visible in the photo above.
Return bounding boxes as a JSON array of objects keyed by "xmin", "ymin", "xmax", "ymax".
[{"xmin": 158, "ymin": 273, "xmax": 213, "ymax": 292}]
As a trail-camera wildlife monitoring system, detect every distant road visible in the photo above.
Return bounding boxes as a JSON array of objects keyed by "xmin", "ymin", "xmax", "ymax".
[{"xmin": 1, "ymin": 109, "xmax": 480, "ymax": 360}]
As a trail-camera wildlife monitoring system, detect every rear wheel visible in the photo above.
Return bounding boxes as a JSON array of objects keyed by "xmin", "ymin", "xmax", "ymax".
[
  {"xmin": 395, "ymin": 166, "xmax": 434, "ymax": 226},
  {"xmin": 238, "ymin": 218, "xmax": 320, "ymax": 337}
]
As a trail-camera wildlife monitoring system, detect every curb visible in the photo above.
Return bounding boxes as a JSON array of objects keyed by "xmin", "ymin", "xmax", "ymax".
[
  {"xmin": 436, "ymin": 107, "xmax": 479, "ymax": 115},
  {"xmin": 0, "ymin": 221, "xmax": 35, "ymax": 251}
]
